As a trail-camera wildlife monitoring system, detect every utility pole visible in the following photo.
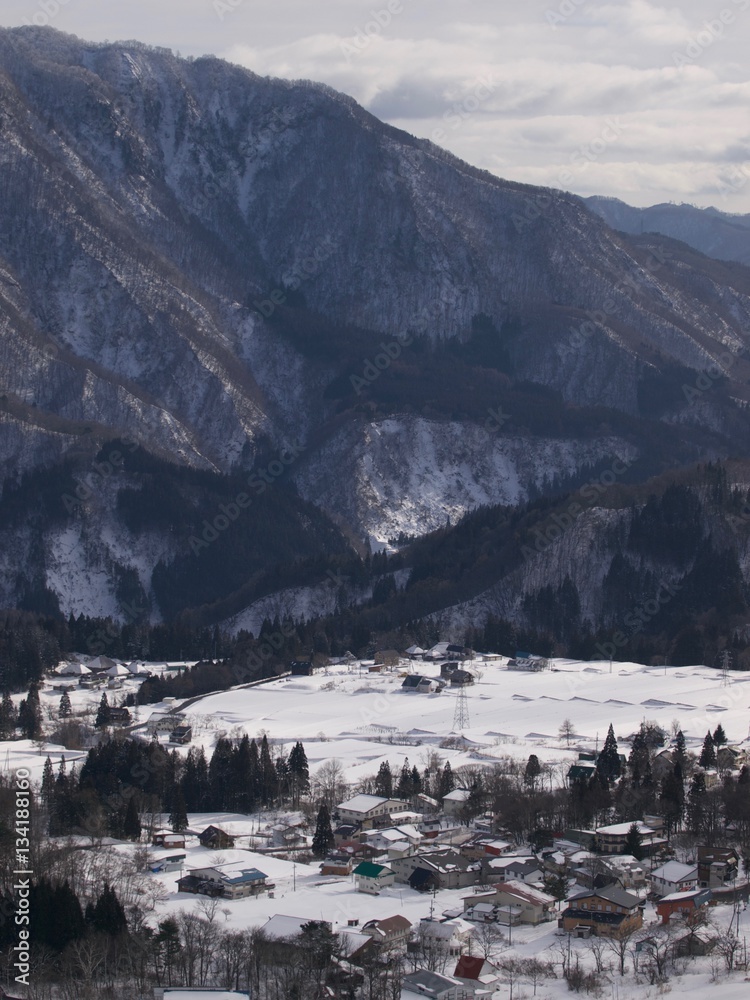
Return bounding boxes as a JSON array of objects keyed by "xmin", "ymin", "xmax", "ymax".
[{"xmin": 453, "ymin": 684, "xmax": 470, "ymax": 733}]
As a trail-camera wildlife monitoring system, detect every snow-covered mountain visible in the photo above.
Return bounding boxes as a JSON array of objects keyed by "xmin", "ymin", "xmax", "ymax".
[{"xmin": 2, "ymin": 27, "xmax": 750, "ymax": 621}]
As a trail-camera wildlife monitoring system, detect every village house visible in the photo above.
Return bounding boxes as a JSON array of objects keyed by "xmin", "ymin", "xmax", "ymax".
[
  {"xmin": 648, "ymin": 860, "xmax": 698, "ymax": 897},
  {"xmin": 152, "ymin": 830, "xmax": 187, "ymax": 849},
  {"xmin": 442, "ymin": 789, "xmax": 471, "ymax": 817},
  {"xmin": 697, "ymin": 845, "xmax": 739, "ymax": 887},
  {"xmin": 595, "ymin": 820, "xmax": 666, "ymax": 856},
  {"xmin": 106, "ymin": 706, "xmax": 132, "ymax": 726},
  {"xmin": 178, "ymin": 863, "xmax": 270, "ymax": 900},
  {"xmin": 336, "ymin": 794, "xmax": 407, "ymax": 828},
  {"xmin": 169, "ymin": 724, "xmax": 192, "ymax": 745},
  {"xmin": 198, "ymin": 825, "xmax": 236, "ymax": 850},
  {"xmin": 453, "ymin": 955, "xmax": 500, "ymax": 992},
  {"xmin": 391, "ymin": 849, "xmax": 481, "ymax": 890},
  {"xmin": 559, "ymin": 886, "xmax": 643, "ymax": 938},
  {"xmin": 414, "ymin": 917, "xmax": 474, "ymax": 956},
  {"xmin": 461, "ymin": 836, "xmax": 513, "ymax": 861},
  {"xmin": 449, "ymin": 669, "xmax": 475, "ymax": 687},
  {"xmin": 401, "ymin": 674, "xmax": 443, "ymax": 694},
  {"xmin": 402, "ymin": 969, "xmax": 473, "ymax": 1000},
  {"xmin": 353, "ymin": 861, "xmax": 396, "ymax": 894},
  {"xmin": 289, "ymin": 659, "xmax": 315, "ymax": 676},
  {"xmin": 359, "ymin": 824, "xmax": 422, "ymax": 855},
  {"xmin": 149, "ymin": 851, "xmax": 186, "ymax": 874},
  {"xmin": 420, "ymin": 817, "xmax": 463, "ymax": 840},
  {"xmin": 147, "ymin": 712, "xmax": 186, "ymax": 735},
  {"xmin": 493, "ymin": 881, "xmax": 556, "ymax": 924},
  {"xmin": 319, "ymin": 853, "xmax": 354, "ymax": 876},
  {"xmin": 507, "ymin": 652, "xmax": 549, "ymax": 671},
  {"xmin": 482, "ymin": 856, "xmax": 543, "ymax": 885},
  {"xmin": 361, "ymin": 914, "xmax": 412, "ymax": 950},
  {"xmin": 655, "ymin": 887, "xmax": 711, "ymax": 925}
]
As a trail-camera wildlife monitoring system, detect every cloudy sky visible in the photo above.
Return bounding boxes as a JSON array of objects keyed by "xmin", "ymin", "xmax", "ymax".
[{"xmin": 4, "ymin": 0, "xmax": 750, "ymax": 211}]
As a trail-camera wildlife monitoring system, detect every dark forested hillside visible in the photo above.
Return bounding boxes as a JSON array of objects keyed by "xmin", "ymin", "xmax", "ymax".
[{"xmin": 1, "ymin": 28, "xmax": 750, "ymax": 636}]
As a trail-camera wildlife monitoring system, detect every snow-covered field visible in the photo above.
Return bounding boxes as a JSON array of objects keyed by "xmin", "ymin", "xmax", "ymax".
[
  {"xmin": 176, "ymin": 657, "xmax": 750, "ymax": 781},
  {"xmin": 4, "ymin": 655, "xmax": 750, "ymax": 997}
]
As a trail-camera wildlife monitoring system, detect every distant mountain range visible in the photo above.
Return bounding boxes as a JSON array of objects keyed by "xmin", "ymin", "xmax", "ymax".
[
  {"xmin": 585, "ymin": 196, "xmax": 750, "ymax": 266},
  {"xmin": 0, "ymin": 26, "xmax": 749, "ymax": 632}
]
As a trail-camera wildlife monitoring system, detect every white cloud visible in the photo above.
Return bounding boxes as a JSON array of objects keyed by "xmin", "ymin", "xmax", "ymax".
[{"xmin": 1, "ymin": 0, "xmax": 749, "ymax": 211}]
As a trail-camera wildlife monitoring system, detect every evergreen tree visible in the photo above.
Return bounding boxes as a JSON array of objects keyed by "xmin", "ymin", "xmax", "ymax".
[
  {"xmin": 688, "ymin": 772, "xmax": 706, "ymax": 834},
  {"xmin": 123, "ymin": 796, "xmax": 142, "ymax": 841},
  {"xmin": 169, "ymin": 785, "xmax": 189, "ymax": 832},
  {"xmin": 311, "ymin": 803, "xmax": 334, "ymax": 858},
  {"xmin": 713, "ymin": 723, "xmax": 727, "ymax": 747},
  {"xmin": 94, "ymin": 692, "xmax": 111, "ymax": 729},
  {"xmin": 542, "ymin": 871, "xmax": 569, "ymax": 902},
  {"xmin": 208, "ymin": 737, "xmax": 235, "ymax": 811},
  {"xmin": 51, "ymin": 881, "xmax": 85, "ymax": 950},
  {"xmin": 699, "ymin": 731, "xmax": 717, "ymax": 769},
  {"xmin": 288, "ymin": 741, "xmax": 310, "ymax": 806},
  {"xmin": 18, "ymin": 682, "xmax": 42, "ymax": 739},
  {"xmin": 0, "ymin": 691, "xmax": 16, "ymax": 739},
  {"xmin": 410, "ymin": 764, "xmax": 422, "ymax": 796},
  {"xmin": 41, "ymin": 756, "xmax": 55, "ymax": 809},
  {"xmin": 58, "ymin": 690, "xmax": 72, "ymax": 718},
  {"xmin": 628, "ymin": 729, "xmax": 652, "ymax": 788},
  {"xmin": 673, "ymin": 729, "xmax": 687, "ymax": 770},
  {"xmin": 623, "ymin": 823, "xmax": 644, "ymax": 860},
  {"xmin": 259, "ymin": 734, "xmax": 278, "ymax": 805},
  {"xmin": 660, "ymin": 763, "xmax": 684, "ymax": 836},
  {"xmin": 234, "ymin": 735, "xmax": 255, "ymax": 812},
  {"xmin": 524, "ymin": 754, "xmax": 542, "ymax": 792},
  {"xmin": 396, "ymin": 759, "xmax": 413, "ymax": 800},
  {"xmin": 91, "ymin": 884, "xmax": 127, "ymax": 936},
  {"xmin": 596, "ymin": 724, "xmax": 621, "ymax": 784},
  {"xmin": 374, "ymin": 761, "xmax": 393, "ymax": 797},
  {"xmin": 438, "ymin": 761, "xmax": 455, "ymax": 798}
]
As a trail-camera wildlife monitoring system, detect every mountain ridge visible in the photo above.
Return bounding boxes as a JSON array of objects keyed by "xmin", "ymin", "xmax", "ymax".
[{"xmin": 1, "ymin": 27, "xmax": 750, "ymax": 624}]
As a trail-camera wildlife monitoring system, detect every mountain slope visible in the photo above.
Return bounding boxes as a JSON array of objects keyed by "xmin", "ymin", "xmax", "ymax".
[{"xmin": 1, "ymin": 28, "xmax": 750, "ymax": 620}]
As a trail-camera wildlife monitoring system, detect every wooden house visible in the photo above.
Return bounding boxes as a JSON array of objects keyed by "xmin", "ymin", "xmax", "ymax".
[{"xmin": 198, "ymin": 825, "xmax": 235, "ymax": 850}]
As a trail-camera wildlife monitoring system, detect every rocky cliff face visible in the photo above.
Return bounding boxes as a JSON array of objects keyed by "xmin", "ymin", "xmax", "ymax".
[{"xmin": 2, "ymin": 27, "xmax": 750, "ymax": 621}]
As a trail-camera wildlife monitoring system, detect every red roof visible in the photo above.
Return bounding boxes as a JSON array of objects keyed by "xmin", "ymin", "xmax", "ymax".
[{"xmin": 454, "ymin": 955, "xmax": 485, "ymax": 980}]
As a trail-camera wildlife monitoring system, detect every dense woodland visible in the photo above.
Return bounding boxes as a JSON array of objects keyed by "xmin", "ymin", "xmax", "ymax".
[{"xmin": 1, "ymin": 463, "xmax": 750, "ymax": 699}]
